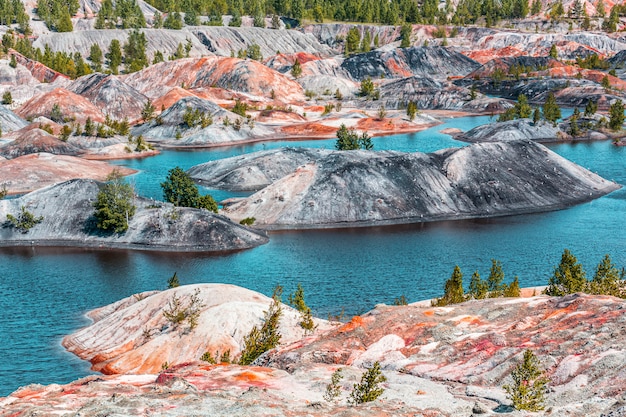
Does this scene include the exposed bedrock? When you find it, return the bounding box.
[188,147,332,191]
[217,141,620,229]
[456,119,561,143]
[341,46,481,81]
[0,179,268,251]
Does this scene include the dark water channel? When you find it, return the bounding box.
[0,114,624,396]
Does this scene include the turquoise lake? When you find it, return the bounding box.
[0,113,624,396]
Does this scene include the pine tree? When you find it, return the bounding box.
[141,99,155,121]
[487,259,505,297]
[89,43,103,72]
[549,44,558,59]
[469,270,488,299]
[533,107,541,124]
[123,29,148,73]
[107,39,122,75]
[290,58,302,78]
[167,272,180,288]
[609,100,624,131]
[345,27,360,55]
[348,362,386,405]
[503,276,521,297]
[93,171,136,233]
[239,285,283,365]
[542,92,561,125]
[588,254,624,297]
[400,23,411,48]
[2,91,12,105]
[546,249,587,296]
[504,350,549,411]
[434,265,465,306]
[516,94,532,118]
[407,101,418,121]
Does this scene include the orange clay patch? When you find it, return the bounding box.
[338,316,366,333]
[422,310,434,316]
[233,370,268,383]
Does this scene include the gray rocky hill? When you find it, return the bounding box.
[0,179,268,251]
[218,141,620,229]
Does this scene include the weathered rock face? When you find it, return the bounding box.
[375,76,511,111]
[456,119,561,143]
[465,56,559,79]
[341,46,481,81]
[302,23,401,50]
[189,148,332,191]
[0,179,268,250]
[68,73,148,122]
[123,57,305,102]
[0,104,28,133]
[190,26,334,58]
[16,87,106,123]
[0,153,133,194]
[63,283,332,374]
[31,29,209,63]
[220,141,620,228]
[3,291,626,416]
[0,128,82,158]
[131,96,274,146]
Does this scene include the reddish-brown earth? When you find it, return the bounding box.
[0,153,134,194]
[16,88,106,123]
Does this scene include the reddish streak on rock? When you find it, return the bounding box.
[422,310,434,316]
[337,316,366,333]
[472,338,498,356]
[384,58,412,78]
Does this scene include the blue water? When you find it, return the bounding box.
[0,113,623,397]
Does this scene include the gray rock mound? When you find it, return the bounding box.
[456,119,560,143]
[221,141,620,229]
[0,179,268,251]
[0,105,28,133]
[68,73,148,121]
[188,147,333,191]
[0,128,82,158]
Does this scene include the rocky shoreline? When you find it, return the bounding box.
[2,284,626,417]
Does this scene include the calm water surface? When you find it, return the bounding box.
[0,113,623,396]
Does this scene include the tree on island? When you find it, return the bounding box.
[542,92,561,125]
[161,166,218,212]
[609,100,624,131]
[93,170,136,233]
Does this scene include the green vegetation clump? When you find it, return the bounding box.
[239,217,256,226]
[5,206,43,233]
[161,167,218,212]
[504,349,550,411]
[288,283,317,334]
[162,288,204,330]
[239,285,283,365]
[167,272,180,288]
[323,368,344,403]
[348,361,386,405]
[609,100,624,131]
[335,124,373,150]
[93,171,136,233]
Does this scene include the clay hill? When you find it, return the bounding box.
[0,179,268,251]
[2,285,626,416]
[198,142,621,229]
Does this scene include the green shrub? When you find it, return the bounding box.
[239,285,283,365]
[504,350,549,411]
[162,288,204,330]
[323,368,344,403]
[6,206,43,233]
[433,265,465,306]
[239,217,256,226]
[349,361,386,405]
[93,172,136,233]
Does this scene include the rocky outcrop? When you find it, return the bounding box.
[456,119,561,143]
[190,26,334,58]
[341,46,481,81]
[16,88,106,123]
[0,104,28,133]
[0,128,82,158]
[68,73,148,121]
[3,291,626,416]
[123,57,305,103]
[63,283,331,374]
[302,23,401,50]
[0,153,133,194]
[0,179,268,250]
[31,29,209,64]
[131,96,274,146]
[375,76,512,111]
[220,141,620,229]
[189,148,332,191]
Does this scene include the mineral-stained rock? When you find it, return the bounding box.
[16,87,106,123]
[0,103,28,133]
[220,141,620,228]
[0,153,133,194]
[68,73,148,122]
[123,57,305,103]
[0,127,82,158]
[0,178,269,251]
[131,96,274,146]
[63,283,332,374]
[341,46,481,81]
